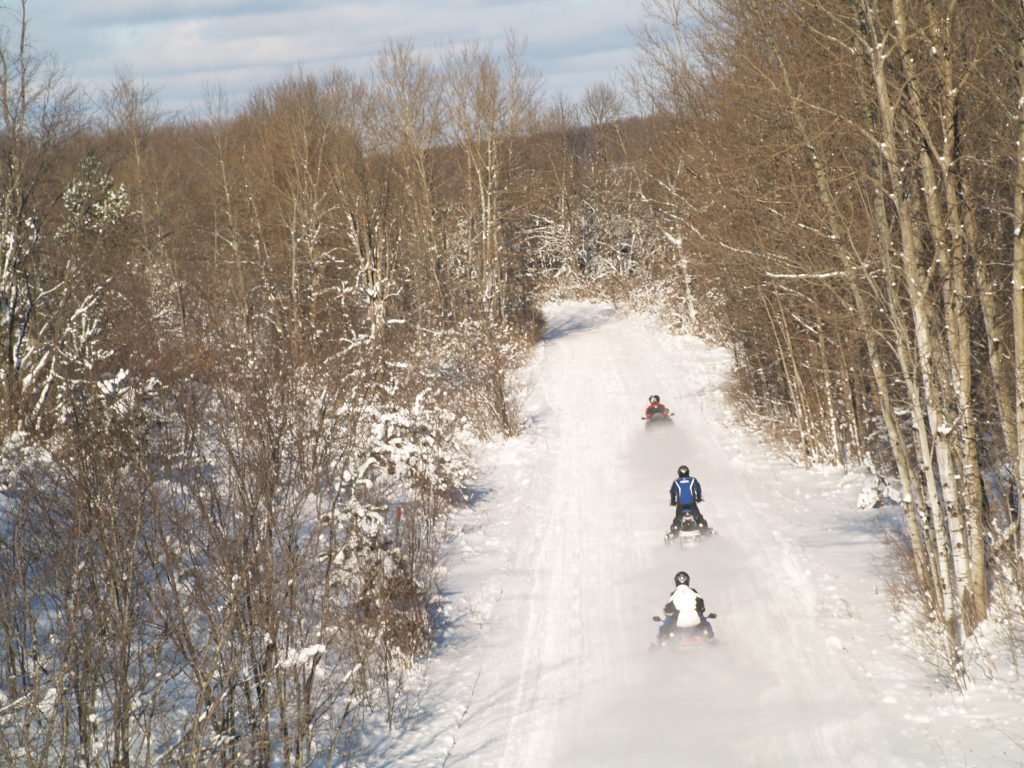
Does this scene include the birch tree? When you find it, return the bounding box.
[443,35,541,321]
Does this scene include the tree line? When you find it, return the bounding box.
[625,0,1024,683]
[0,11,565,767]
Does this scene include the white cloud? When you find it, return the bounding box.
[27,0,649,114]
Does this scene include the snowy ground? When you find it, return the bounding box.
[367,302,1024,768]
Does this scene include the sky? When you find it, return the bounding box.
[23,0,649,116]
[359,301,1024,767]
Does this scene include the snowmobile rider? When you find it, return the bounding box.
[660,570,714,639]
[645,394,670,420]
[670,465,708,530]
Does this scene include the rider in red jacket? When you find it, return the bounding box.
[644,394,670,420]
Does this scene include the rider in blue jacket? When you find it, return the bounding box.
[669,465,707,530]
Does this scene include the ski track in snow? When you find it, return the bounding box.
[370,302,1024,768]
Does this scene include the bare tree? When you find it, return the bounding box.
[0,0,84,435]
[443,34,542,321]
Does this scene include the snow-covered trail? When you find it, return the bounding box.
[372,302,1020,768]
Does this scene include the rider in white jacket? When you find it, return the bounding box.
[661,571,714,638]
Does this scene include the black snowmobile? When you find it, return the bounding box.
[644,411,673,428]
[664,510,714,546]
[651,613,717,650]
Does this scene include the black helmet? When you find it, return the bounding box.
[677,465,689,478]
[674,570,690,586]
[649,395,660,404]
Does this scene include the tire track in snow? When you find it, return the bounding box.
[495,306,641,767]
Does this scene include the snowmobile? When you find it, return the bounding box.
[643,409,674,428]
[664,510,713,546]
[642,395,673,427]
[651,613,717,650]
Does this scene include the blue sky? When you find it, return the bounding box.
[25,0,649,116]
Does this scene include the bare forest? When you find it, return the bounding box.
[1,0,1023,764]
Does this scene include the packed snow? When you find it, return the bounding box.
[366,302,1024,768]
